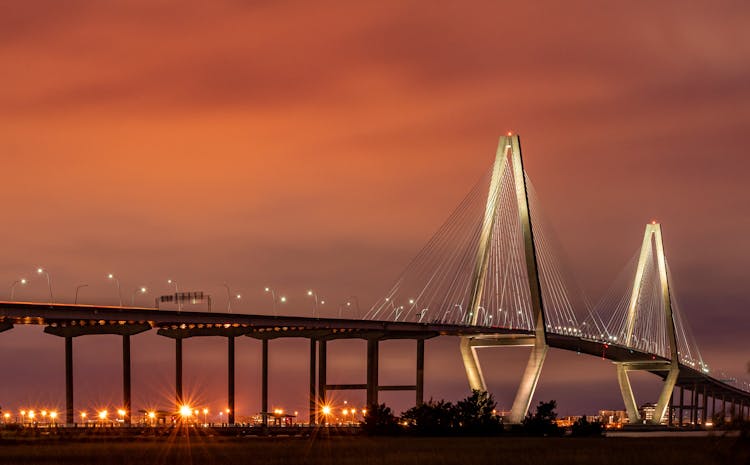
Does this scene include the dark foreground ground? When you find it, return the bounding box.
[0,433,747,465]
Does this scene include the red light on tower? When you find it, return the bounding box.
[507,131,512,136]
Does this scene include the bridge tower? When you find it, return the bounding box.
[459,134,548,424]
[615,222,680,425]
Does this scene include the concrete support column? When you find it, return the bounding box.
[691,385,697,426]
[668,392,673,427]
[366,338,379,407]
[227,335,235,425]
[309,338,316,425]
[416,339,424,406]
[701,385,707,426]
[122,335,131,426]
[678,386,684,427]
[65,336,74,426]
[318,340,327,423]
[261,338,269,427]
[175,338,183,406]
[711,393,716,422]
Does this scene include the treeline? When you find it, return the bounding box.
[362,390,602,437]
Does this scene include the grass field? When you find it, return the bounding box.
[0,433,747,465]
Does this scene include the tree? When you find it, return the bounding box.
[523,400,562,436]
[454,390,502,435]
[362,403,399,435]
[571,416,603,437]
[401,399,456,435]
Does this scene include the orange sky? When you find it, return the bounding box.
[1,1,749,416]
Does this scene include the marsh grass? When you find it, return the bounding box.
[0,434,746,465]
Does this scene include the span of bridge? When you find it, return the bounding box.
[1,300,747,427]
[1,133,748,428]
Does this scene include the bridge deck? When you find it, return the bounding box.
[1,301,747,401]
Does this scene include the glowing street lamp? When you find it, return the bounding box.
[107,273,122,306]
[264,287,278,316]
[98,410,107,420]
[49,411,57,425]
[117,409,126,422]
[9,278,27,300]
[179,405,193,419]
[36,267,53,302]
[307,289,320,317]
[131,287,147,306]
[80,412,87,424]
[321,405,331,424]
[168,279,181,311]
[202,408,208,425]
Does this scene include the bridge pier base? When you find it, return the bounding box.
[416,339,424,406]
[261,338,269,427]
[65,336,74,427]
[228,335,235,425]
[366,339,379,407]
[460,335,546,424]
[615,361,679,425]
[309,338,316,425]
[319,339,327,422]
[175,338,183,406]
[122,335,131,426]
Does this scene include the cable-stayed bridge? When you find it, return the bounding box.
[1,134,748,428]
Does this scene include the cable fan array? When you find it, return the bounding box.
[585,233,708,372]
[364,154,590,337]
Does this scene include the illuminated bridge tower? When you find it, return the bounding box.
[459,134,548,424]
[616,222,680,425]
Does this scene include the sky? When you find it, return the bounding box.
[0,0,749,418]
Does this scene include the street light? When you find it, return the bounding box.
[223,283,241,313]
[107,273,122,306]
[168,279,181,311]
[264,287,278,316]
[74,284,89,304]
[307,289,319,318]
[36,267,53,302]
[131,286,147,306]
[202,408,208,425]
[347,296,361,318]
[9,278,27,300]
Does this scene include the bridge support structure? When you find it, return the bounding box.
[459,134,549,424]
[312,335,428,425]
[616,222,680,425]
[44,322,150,426]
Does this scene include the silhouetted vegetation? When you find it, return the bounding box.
[570,416,603,437]
[362,403,399,436]
[522,400,563,436]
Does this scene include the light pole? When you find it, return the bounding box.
[9,278,27,300]
[131,286,147,306]
[264,287,277,316]
[223,283,239,313]
[107,273,122,306]
[307,289,319,318]
[168,279,181,311]
[347,296,361,318]
[36,268,53,302]
[74,284,89,304]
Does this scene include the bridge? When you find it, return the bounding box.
[1,134,748,428]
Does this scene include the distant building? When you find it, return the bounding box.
[639,403,657,422]
[598,409,627,428]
